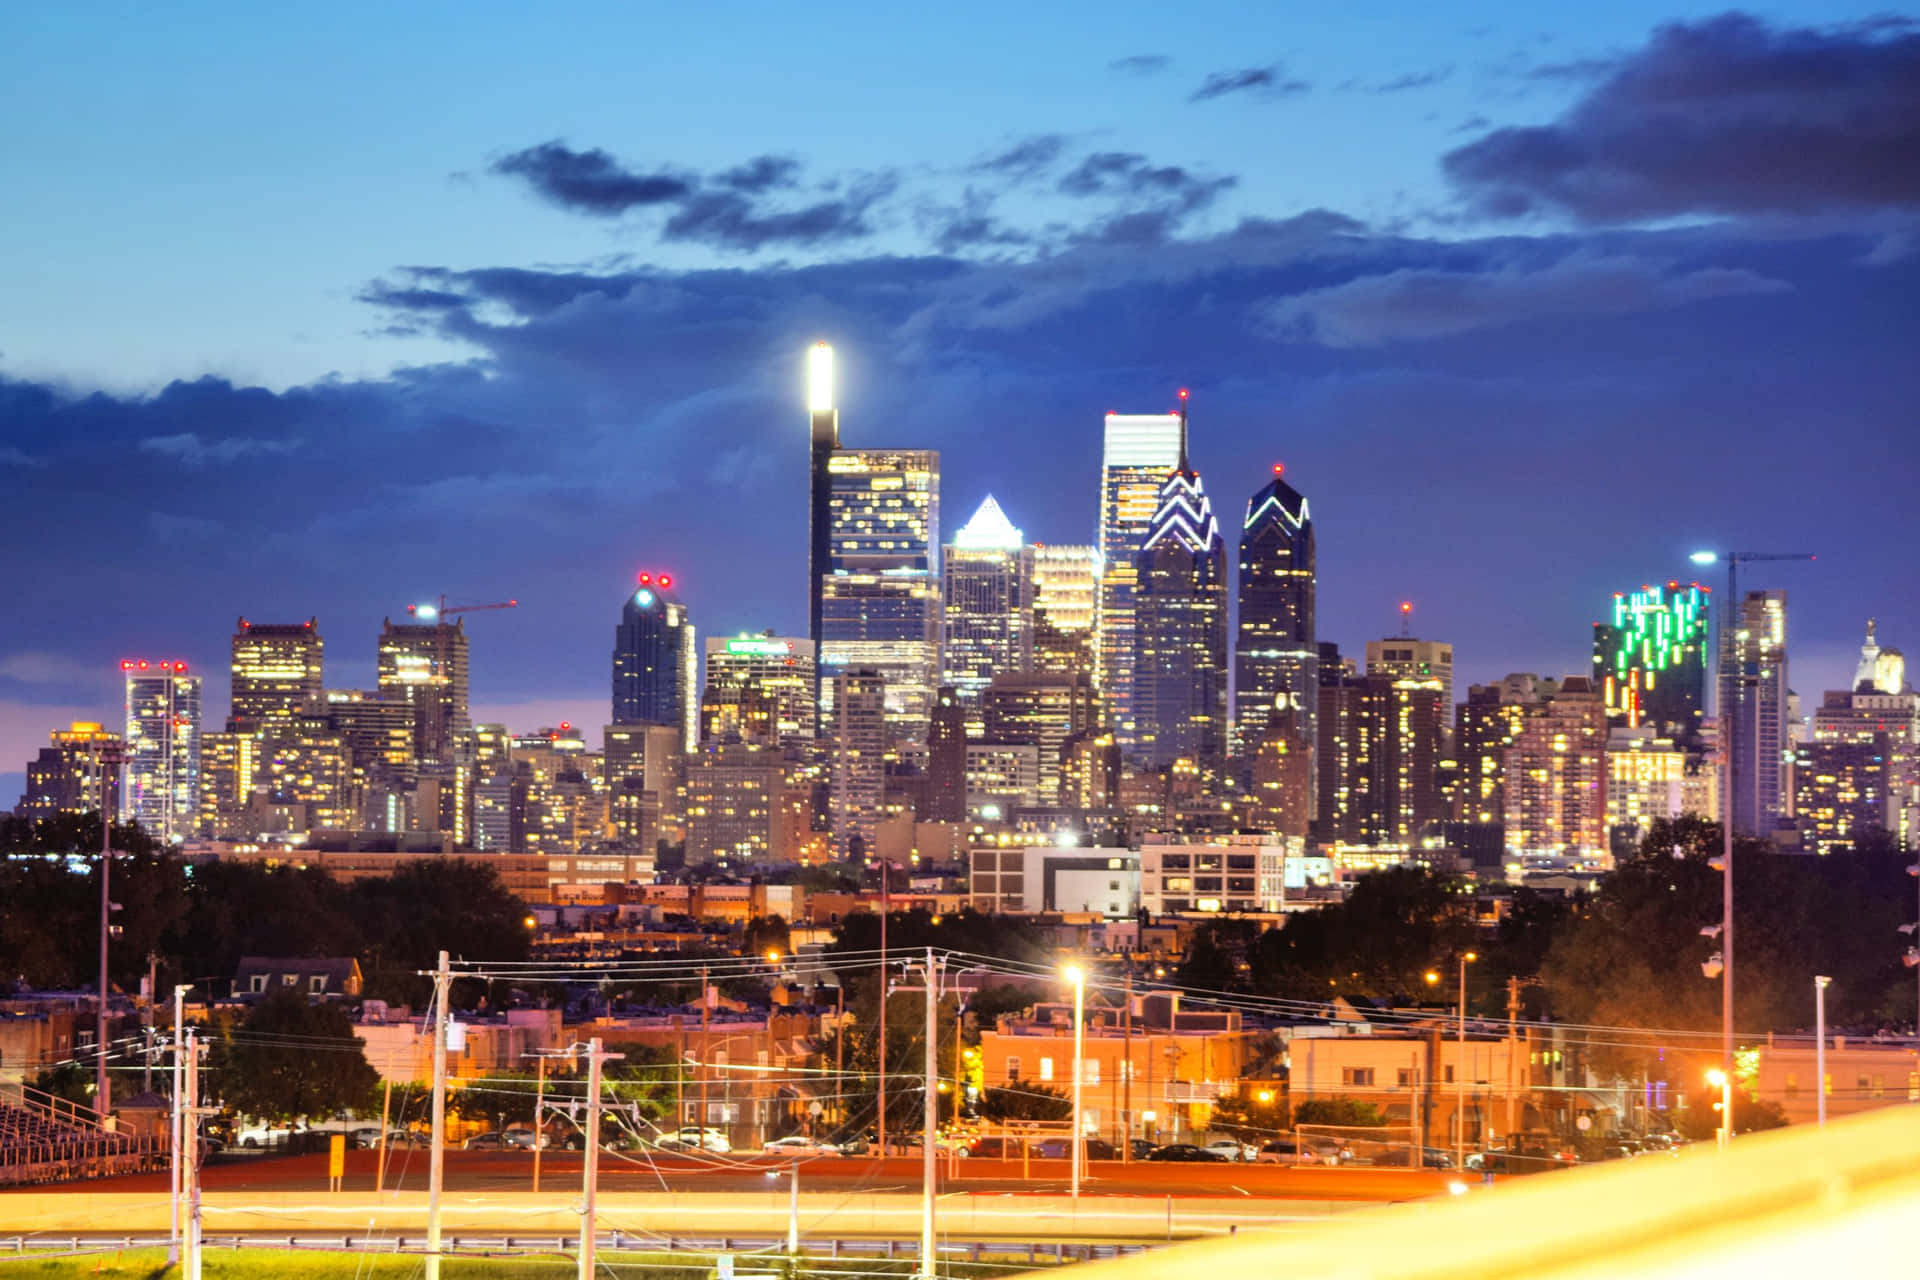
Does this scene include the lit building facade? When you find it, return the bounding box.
[1138,835,1303,915]
[604,722,683,851]
[1233,465,1316,775]
[924,685,968,823]
[1454,675,1558,826]
[612,574,697,753]
[968,845,1140,917]
[830,668,888,858]
[1503,678,1610,859]
[819,448,942,743]
[1316,663,1445,847]
[228,619,323,734]
[683,742,807,864]
[16,722,122,823]
[1793,737,1891,854]
[1034,544,1101,633]
[1096,410,1184,755]
[1721,590,1791,836]
[982,671,1100,806]
[196,730,258,838]
[941,495,1036,706]
[1366,636,1455,718]
[376,618,470,767]
[1806,621,1918,846]
[263,715,357,834]
[1592,582,1709,739]
[1605,726,1686,853]
[965,741,1042,819]
[123,660,201,843]
[1131,452,1228,774]
[704,634,816,746]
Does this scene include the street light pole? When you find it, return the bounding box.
[1456,951,1475,1171]
[1814,976,1832,1127]
[1064,964,1085,1200]
[95,742,121,1120]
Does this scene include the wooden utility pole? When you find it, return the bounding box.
[1506,977,1521,1141]
[699,964,710,1139]
[531,1054,547,1193]
[181,1029,204,1280]
[1121,968,1134,1161]
[425,950,451,1280]
[375,1078,393,1193]
[878,867,889,1156]
[578,1037,623,1280]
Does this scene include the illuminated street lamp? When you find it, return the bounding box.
[1455,952,1476,1169]
[1705,1067,1732,1152]
[1062,963,1086,1199]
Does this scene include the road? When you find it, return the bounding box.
[22,1149,1461,1201]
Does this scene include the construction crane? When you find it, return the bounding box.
[407,595,519,622]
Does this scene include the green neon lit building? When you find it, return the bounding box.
[1590,581,1710,740]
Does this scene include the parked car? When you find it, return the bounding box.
[1202,1138,1256,1162]
[898,1133,973,1157]
[502,1127,552,1151]
[348,1126,385,1149]
[966,1136,1029,1159]
[1128,1138,1157,1160]
[1144,1143,1229,1162]
[1033,1137,1116,1160]
[1255,1138,1319,1165]
[386,1129,430,1148]
[232,1121,296,1149]
[656,1126,732,1154]
[463,1132,507,1150]
[762,1135,843,1157]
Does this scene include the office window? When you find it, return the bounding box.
[1342,1067,1374,1087]
[1040,1057,1055,1081]
[1006,1056,1022,1081]
[1444,1066,1455,1083]
[1396,1068,1414,1087]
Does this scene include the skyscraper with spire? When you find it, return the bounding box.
[806,342,838,709]
[1234,463,1316,792]
[1131,399,1228,773]
[1096,405,1185,756]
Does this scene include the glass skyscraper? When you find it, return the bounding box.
[1592,581,1709,740]
[1096,410,1184,755]
[376,617,470,767]
[122,660,201,843]
[1234,464,1316,777]
[942,494,1035,707]
[612,574,697,752]
[1131,453,1228,773]
[228,618,323,733]
[1723,589,1791,835]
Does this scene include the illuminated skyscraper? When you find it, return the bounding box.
[612,572,697,753]
[819,448,942,741]
[228,619,323,733]
[1315,650,1444,847]
[16,722,122,823]
[1234,464,1316,774]
[1131,428,1228,774]
[942,495,1035,707]
[1365,634,1454,714]
[1096,408,1184,754]
[1032,544,1102,678]
[376,617,470,767]
[1722,589,1791,835]
[925,685,967,822]
[1454,675,1558,826]
[830,668,888,858]
[122,660,201,843]
[1591,582,1709,740]
[1503,678,1609,858]
[703,633,816,746]
[983,671,1099,806]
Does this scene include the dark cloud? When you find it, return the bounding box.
[1108,54,1170,76]
[662,174,896,252]
[1264,253,1791,346]
[1058,152,1236,215]
[717,155,801,193]
[969,135,1068,182]
[1374,67,1453,92]
[357,282,469,312]
[1189,65,1310,102]
[920,190,1032,254]
[137,432,303,468]
[489,141,693,215]
[1445,14,1920,220]
[1524,56,1621,80]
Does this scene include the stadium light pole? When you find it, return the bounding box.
[1063,963,1085,1200]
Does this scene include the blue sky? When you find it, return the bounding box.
[3,3,1916,796]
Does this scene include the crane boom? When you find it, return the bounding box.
[406,596,520,621]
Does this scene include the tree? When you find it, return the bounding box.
[209,988,378,1124]
[1293,1097,1387,1127]
[1251,866,1476,1002]
[29,1061,95,1110]
[1670,1092,1789,1141]
[1206,1085,1289,1141]
[979,1082,1071,1123]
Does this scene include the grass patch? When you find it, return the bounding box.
[0,1246,1069,1278]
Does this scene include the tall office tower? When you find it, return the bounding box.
[263,714,357,833]
[228,619,323,733]
[1246,702,1311,837]
[1033,544,1102,677]
[1592,582,1709,739]
[1366,635,1455,716]
[1454,675,1558,825]
[942,495,1036,708]
[1503,678,1610,858]
[612,572,698,753]
[683,742,804,863]
[1096,408,1185,753]
[509,725,605,857]
[195,731,257,837]
[806,342,839,709]
[1721,589,1791,835]
[1315,667,1444,846]
[122,660,201,843]
[1605,725,1686,856]
[924,685,968,822]
[1793,738,1892,854]
[830,668,888,858]
[321,690,418,829]
[1131,429,1229,774]
[704,634,817,746]
[982,671,1099,806]
[376,617,470,767]
[1809,621,1919,847]
[1234,464,1317,769]
[16,722,123,822]
[604,722,684,851]
[469,723,514,851]
[819,447,942,740]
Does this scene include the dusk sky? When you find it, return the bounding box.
[3,4,1916,799]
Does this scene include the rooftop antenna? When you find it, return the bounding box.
[1175,387,1190,470]
[1399,600,1414,639]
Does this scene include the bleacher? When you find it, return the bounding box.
[0,1084,163,1186]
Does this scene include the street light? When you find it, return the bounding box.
[1689,548,1814,1107]
[765,1163,800,1259]
[1456,952,1476,1170]
[1814,976,1832,1127]
[1062,963,1085,1200]
[1705,1067,1732,1152]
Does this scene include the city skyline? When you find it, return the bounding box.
[4,8,1917,798]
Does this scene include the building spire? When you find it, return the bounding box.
[1854,617,1882,692]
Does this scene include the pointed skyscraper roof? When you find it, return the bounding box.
[1143,389,1219,554]
[953,494,1024,550]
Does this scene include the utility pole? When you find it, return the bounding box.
[168,984,186,1266]
[1122,968,1133,1162]
[877,866,889,1156]
[579,1037,623,1280]
[532,1053,548,1193]
[376,1077,393,1193]
[94,745,120,1121]
[699,963,710,1139]
[833,987,844,1135]
[921,949,939,1280]
[1506,977,1520,1141]
[426,950,451,1280]
[181,1028,204,1280]
[1814,976,1832,1127]
[142,953,159,1094]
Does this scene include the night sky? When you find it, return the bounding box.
[4,5,1916,800]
